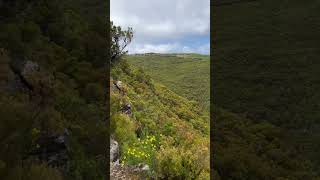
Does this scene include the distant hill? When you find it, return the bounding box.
[126,53,210,111]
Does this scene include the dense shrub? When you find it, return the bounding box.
[0,0,108,179]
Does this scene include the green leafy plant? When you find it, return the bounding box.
[121,135,161,168]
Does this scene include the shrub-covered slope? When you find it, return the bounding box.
[213,0,320,128]
[110,60,210,179]
[213,0,320,174]
[125,51,319,179]
[213,106,319,180]
[0,1,107,179]
[127,54,210,110]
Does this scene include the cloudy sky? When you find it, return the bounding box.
[111,0,210,54]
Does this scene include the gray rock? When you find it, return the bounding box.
[130,163,150,173]
[115,80,122,87]
[121,103,132,116]
[114,80,124,94]
[21,60,40,76]
[9,60,40,92]
[140,164,150,171]
[110,138,119,162]
[28,129,70,167]
[111,83,118,92]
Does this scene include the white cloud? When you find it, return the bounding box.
[128,42,210,55]
[129,43,180,54]
[111,0,210,54]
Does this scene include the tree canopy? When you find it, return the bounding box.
[110,21,133,65]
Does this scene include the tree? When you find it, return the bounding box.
[110,21,133,65]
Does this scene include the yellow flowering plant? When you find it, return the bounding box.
[121,134,161,168]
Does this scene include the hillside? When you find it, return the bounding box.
[0,1,108,179]
[212,106,320,180]
[213,0,320,128]
[125,54,319,179]
[127,53,210,111]
[110,60,210,179]
[213,0,320,176]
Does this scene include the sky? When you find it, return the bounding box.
[111,0,210,55]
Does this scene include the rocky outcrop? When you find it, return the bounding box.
[115,80,123,91]
[6,59,54,98]
[110,161,150,180]
[128,163,150,173]
[0,52,45,94]
[112,80,127,96]
[110,79,151,179]
[29,129,69,167]
[110,138,119,162]
[110,78,132,116]
[110,138,150,179]
[121,103,132,116]
[21,60,40,77]
[110,138,128,179]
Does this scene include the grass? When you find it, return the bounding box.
[126,54,210,111]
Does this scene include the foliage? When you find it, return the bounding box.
[0,0,107,179]
[121,135,160,168]
[126,46,319,179]
[110,60,210,179]
[6,163,63,180]
[212,107,319,179]
[127,54,210,110]
[110,21,133,65]
[212,0,320,175]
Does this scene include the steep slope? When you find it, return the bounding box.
[110,60,210,179]
[0,1,107,179]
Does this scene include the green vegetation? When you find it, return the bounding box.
[0,0,107,179]
[213,0,320,129]
[110,60,210,179]
[121,135,159,167]
[212,106,318,180]
[212,0,320,178]
[110,21,133,65]
[126,50,319,179]
[127,54,210,110]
